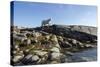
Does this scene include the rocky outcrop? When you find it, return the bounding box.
[41,25,97,43]
[11,24,97,65]
[52,25,97,36]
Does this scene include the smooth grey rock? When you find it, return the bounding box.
[72,39,77,44]
[34,50,48,56]
[50,25,97,42]
[13,55,24,63]
[65,51,73,56]
[85,44,95,48]
[32,55,39,61]
[50,47,60,53]
[27,39,31,45]
[51,52,61,60]
[21,54,40,64]
[25,54,33,59]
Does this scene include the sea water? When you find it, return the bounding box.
[65,48,97,62]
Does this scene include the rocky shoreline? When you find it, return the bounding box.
[11,25,97,66]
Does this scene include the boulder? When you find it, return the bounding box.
[65,51,73,56]
[34,50,48,57]
[27,39,31,45]
[14,45,20,51]
[50,47,60,53]
[14,45,19,49]
[72,39,77,44]
[32,55,39,61]
[19,51,23,54]
[13,55,24,63]
[21,54,40,64]
[85,44,95,48]
[24,54,32,59]
[50,35,58,43]
[51,52,61,60]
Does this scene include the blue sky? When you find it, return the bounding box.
[13,1,97,27]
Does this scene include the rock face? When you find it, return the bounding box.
[52,25,97,36]
[11,25,97,65]
[42,25,97,43]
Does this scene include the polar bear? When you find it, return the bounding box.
[41,18,51,27]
